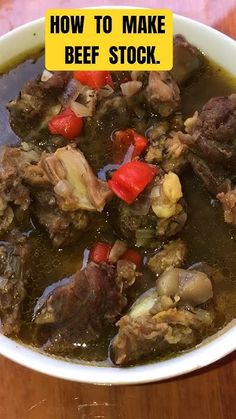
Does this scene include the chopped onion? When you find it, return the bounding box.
[120,80,142,97]
[123,144,135,164]
[41,69,53,82]
[81,248,90,270]
[130,185,153,215]
[97,164,120,181]
[58,78,80,107]
[130,197,151,216]
[108,240,127,263]
[71,100,93,117]
[151,186,161,199]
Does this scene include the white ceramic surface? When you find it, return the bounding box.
[0,9,235,384]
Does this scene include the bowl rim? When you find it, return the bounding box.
[0,321,235,385]
[0,9,235,384]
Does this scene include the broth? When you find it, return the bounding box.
[0,50,236,365]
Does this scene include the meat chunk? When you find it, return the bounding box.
[116,259,140,288]
[145,131,187,173]
[24,174,89,247]
[22,146,112,246]
[171,35,203,85]
[146,71,180,116]
[117,202,152,245]
[180,95,236,171]
[0,234,29,335]
[217,189,236,224]
[94,87,148,130]
[0,146,90,247]
[116,172,187,247]
[95,94,126,118]
[148,239,187,275]
[155,210,187,239]
[111,298,213,366]
[34,201,89,247]
[147,120,169,142]
[110,264,213,365]
[39,146,112,212]
[187,152,231,196]
[34,261,139,353]
[179,95,236,222]
[111,314,169,365]
[111,308,213,365]
[120,80,142,97]
[7,72,71,141]
[0,146,40,232]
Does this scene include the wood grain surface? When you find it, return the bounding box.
[0,1,236,418]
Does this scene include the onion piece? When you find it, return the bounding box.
[120,80,142,97]
[130,198,151,216]
[41,69,53,82]
[130,196,151,216]
[150,186,161,199]
[97,163,120,181]
[130,185,153,215]
[108,240,128,263]
[71,100,93,117]
[81,248,90,270]
[123,144,135,164]
[58,78,81,108]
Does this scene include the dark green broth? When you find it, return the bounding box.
[0,50,236,365]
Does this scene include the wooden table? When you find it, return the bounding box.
[0,1,236,418]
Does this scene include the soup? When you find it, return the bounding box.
[0,35,236,366]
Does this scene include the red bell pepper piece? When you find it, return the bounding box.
[73,71,113,90]
[48,108,83,140]
[112,129,134,164]
[112,129,148,164]
[90,241,142,270]
[132,132,148,159]
[108,161,158,204]
[121,249,142,270]
[90,242,112,263]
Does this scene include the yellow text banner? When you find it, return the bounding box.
[45,9,173,71]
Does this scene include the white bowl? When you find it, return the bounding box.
[0,9,235,384]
